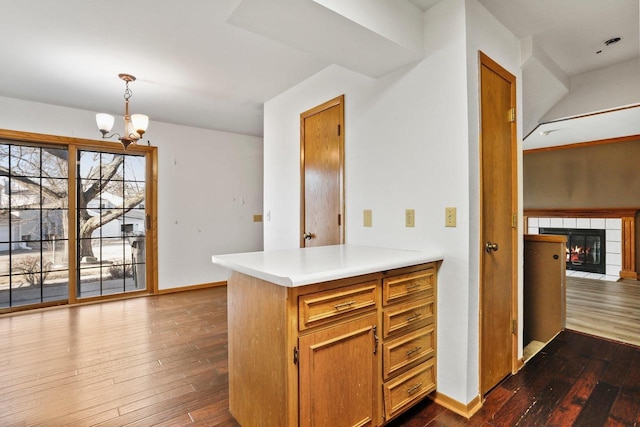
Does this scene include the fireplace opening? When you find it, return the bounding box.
[539,228,606,274]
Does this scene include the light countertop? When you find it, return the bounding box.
[212,244,443,287]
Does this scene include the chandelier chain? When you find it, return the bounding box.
[124,82,133,102]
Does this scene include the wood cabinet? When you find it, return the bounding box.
[226,262,439,427]
[299,312,378,426]
[381,265,437,421]
[524,234,566,346]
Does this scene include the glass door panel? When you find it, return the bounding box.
[0,143,69,308]
[77,150,146,298]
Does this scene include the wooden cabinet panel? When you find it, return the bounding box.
[524,235,566,345]
[227,261,439,426]
[381,266,438,423]
[299,312,378,427]
[383,326,435,380]
[383,359,436,420]
[383,269,434,306]
[299,280,378,331]
[382,297,434,339]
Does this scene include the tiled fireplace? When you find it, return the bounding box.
[527,217,622,281]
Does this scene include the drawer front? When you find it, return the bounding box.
[382,297,434,339]
[383,359,436,420]
[383,326,435,380]
[298,281,378,331]
[383,268,435,306]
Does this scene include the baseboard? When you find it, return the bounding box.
[158,281,227,294]
[432,391,483,419]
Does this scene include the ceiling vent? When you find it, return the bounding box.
[596,36,622,54]
[604,37,622,46]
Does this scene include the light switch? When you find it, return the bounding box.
[363,209,372,227]
[405,209,415,227]
[445,207,456,227]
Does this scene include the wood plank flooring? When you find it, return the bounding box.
[1,284,639,426]
[0,287,239,427]
[565,276,640,347]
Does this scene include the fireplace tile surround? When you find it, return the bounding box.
[528,217,621,281]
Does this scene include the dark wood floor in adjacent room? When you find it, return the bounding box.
[1,287,640,426]
[390,330,640,426]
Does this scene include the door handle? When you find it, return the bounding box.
[485,241,499,253]
[303,232,313,241]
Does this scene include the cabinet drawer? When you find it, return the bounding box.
[382,298,434,339]
[299,281,378,331]
[383,359,436,420]
[383,326,435,380]
[383,268,434,306]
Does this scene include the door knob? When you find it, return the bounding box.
[485,241,499,253]
[303,232,313,240]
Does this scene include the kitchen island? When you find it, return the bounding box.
[213,245,443,427]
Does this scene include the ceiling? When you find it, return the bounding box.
[475,0,640,150]
[0,0,638,140]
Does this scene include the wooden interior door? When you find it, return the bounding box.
[298,313,377,427]
[300,95,344,247]
[479,52,518,395]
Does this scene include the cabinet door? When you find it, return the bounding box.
[299,312,378,427]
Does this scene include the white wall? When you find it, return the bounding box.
[0,96,263,290]
[542,58,640,121]
[263,0,521,406]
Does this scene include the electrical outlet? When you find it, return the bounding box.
[445,207,456,227]
[405,209,415,227]
[363,209,372,227]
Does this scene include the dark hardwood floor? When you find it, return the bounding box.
[1,287,639,426]
[390,330,640,426]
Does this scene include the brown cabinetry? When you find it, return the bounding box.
[227,262,439,426]
[381,265,437,421]
[524,234,566,347]
[299,312,378,426]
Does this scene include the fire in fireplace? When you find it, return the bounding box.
[539,228,606,274]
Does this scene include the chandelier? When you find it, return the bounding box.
[95,73,149,149]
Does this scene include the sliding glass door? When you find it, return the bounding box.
[0,132,156,312]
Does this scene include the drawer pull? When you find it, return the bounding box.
[334,300,357,310]
[406,313,421,322]
[405,283,422,291]
[407,382,423,395]
[406,346,422,357]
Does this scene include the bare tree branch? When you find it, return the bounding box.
[79,193,145,236]
[0,166,64,200]
[82,156,125,203]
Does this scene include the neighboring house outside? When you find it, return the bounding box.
[85,192,145,239]
[0,212,24,251]
[0,178,143,251]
